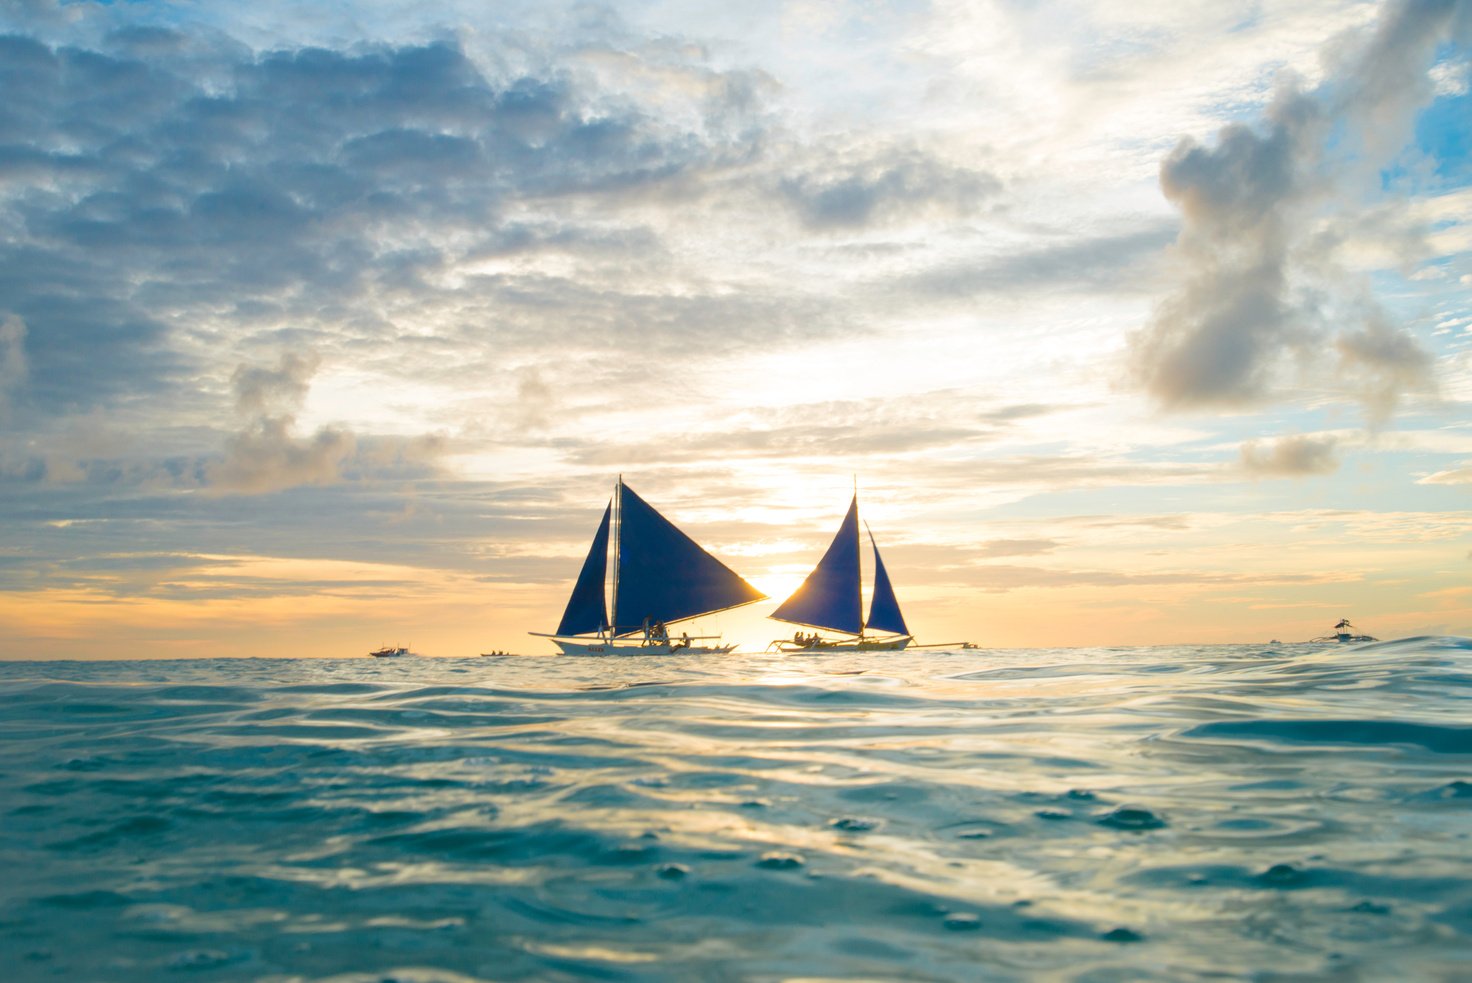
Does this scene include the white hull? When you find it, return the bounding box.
[774,636,912,654]
[550,637,739,656]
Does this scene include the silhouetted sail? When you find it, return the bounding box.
[864,527,908,636]
[770,496,863,634]
[613,483,765,633]
[555,503,611,636]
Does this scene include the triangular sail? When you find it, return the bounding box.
[864,525,909,636]
[770,496,863,635]
[613,483,765,633]
[555,502,611,636]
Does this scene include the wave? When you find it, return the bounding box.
[1,639,1469,980]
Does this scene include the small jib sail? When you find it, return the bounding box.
[544,479,765,647]
[555,503,611,636]
[864,523,909,637]
[771,494,911,643]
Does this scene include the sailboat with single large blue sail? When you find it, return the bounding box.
[530,478,766,655]
[768,494,914,653]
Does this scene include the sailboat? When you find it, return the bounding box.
[768,494,914,653]
[529,478,766,655]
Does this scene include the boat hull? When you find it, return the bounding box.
[775,636,912,654]
[550,637,739,656]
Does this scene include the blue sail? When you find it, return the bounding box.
[864,526,909,636]
[613,483,765,633]
[555,502,611,636]
[770,496,863,635]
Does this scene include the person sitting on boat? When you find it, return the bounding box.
[651,621,669,643]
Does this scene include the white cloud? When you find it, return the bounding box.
[1127,0,1466,421]
[1240,434,1340,477]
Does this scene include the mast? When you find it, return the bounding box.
[854,480,863,639]
[610,475,622,634]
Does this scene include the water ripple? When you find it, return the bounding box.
[1,640,1469,981]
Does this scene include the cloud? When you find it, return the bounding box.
[206,352,350,495]
[0,28,794,429]
[210,418,357,495]
[231,351,319,417]
[1128,0,1468,418]
[504,366,555,432]
[976,538,1061,558]
[1418,461,1472,485]
[206,351,444,495]
[547,391,1061,466]
[942,562,1352,594]
[1240,434,1341,477]
[1334,313,1436,425]
[0,313,25,417]
[903,224,1176,300]
[778,144,1001,230]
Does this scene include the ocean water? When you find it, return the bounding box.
[2,639,1470,982]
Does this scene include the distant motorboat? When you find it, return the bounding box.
[1308,619,1378,644]
[369,644,411,658]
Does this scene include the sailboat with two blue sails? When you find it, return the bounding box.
[769,494,913,653]
[531,478,766,655]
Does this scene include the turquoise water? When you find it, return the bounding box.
[2,639,1469,981]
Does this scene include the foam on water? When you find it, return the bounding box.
[2,640,1470,981]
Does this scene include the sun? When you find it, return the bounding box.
[752,572,806,604]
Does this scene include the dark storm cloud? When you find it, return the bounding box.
[1128,0,1469,417]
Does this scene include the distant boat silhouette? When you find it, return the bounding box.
[1308,619,1378,644]
[369,644,410,658]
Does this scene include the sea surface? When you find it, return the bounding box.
[2,639,1470,982]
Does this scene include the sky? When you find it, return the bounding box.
[0,0,1469,659]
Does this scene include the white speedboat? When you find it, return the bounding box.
[369,644,410,658]
[529,477,765,655]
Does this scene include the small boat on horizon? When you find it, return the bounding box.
[529,477,767,655]
[1309,618,1378,644]
[767,493,917,653]
[369,644,411,658]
